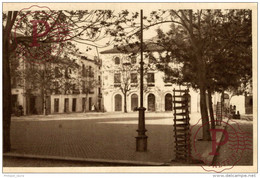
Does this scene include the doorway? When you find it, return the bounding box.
[165,93,172,111]
[72,98,77,112]
[89,97,92,111]
[114,94,122,111]
[148,94,156,111]
[131,94,138,111]
[64,98,69,113]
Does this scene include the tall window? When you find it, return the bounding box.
[98,75,101,84]
[82,64,86,77]
[54,98,59,113]
[82,81,86,93]
[147,73,155,83]
[131,73,138,83]
[114,57,120,65]
[88,66,94,78]
[114,73,121,84]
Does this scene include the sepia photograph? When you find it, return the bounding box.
[2,2,257,174]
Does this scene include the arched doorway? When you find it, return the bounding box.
[131,94,138,111]
[148,94,156,111]
[114,94,122,111]
[183,93,191,113]
[165,93,172,111]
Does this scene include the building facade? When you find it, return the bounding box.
[100,50,203,113]
[11,55,103,116]
[100,46,251,115]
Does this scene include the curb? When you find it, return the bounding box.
[211,118,230,166]
[3,153,167,166]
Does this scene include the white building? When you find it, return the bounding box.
[100,47,202,113]
[100,45,252,115]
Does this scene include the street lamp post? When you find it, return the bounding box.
[136,9,147,152]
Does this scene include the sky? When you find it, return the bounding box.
[74,10,171,57]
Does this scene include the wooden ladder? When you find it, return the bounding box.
[173,88,191,162]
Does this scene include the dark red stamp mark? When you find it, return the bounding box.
[13,5,72,64]
[190,115,253,173]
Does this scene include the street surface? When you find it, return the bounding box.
[213,119,253,166]
[4,112,253,167]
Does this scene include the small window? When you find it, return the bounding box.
[115,57,120,65]
[114,73,121,83]
[131,57,137,64]
[147,73,155,83]
[131,73,138,83]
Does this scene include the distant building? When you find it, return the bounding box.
[100,44,251,115]
[100,45,202,113]
[11,55,103,116]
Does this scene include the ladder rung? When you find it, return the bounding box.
[175,140,188,143]
[175,150,189,154]
[174,106,188,109]
[175,148,189,152]
[173,89,187,92]
[173,101,187,104]
[175,118,188,121]
[174,134,186,137]
[174,124,189,127]
[176,144,189,147]
[173,129,189,133]
[175,113,187,116]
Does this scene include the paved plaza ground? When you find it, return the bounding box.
[4,112,253,167]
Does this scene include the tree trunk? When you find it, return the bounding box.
[43,95,47,115]
[84,93,88,112]
[196,51,211,141]
[124,92,127,113]
[200,86,211,141]
[3,31,11,153]
[208,89,215,129]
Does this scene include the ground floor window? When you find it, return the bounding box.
[64,98,69,113]
[114,94,122,111]
[54,98,59,113]
[245,96,253,114]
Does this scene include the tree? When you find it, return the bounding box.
[144,9,252,140]
[79,57,101,112]
[10,54,79,115]
[3,8,130,152]
[3,11,18,152]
